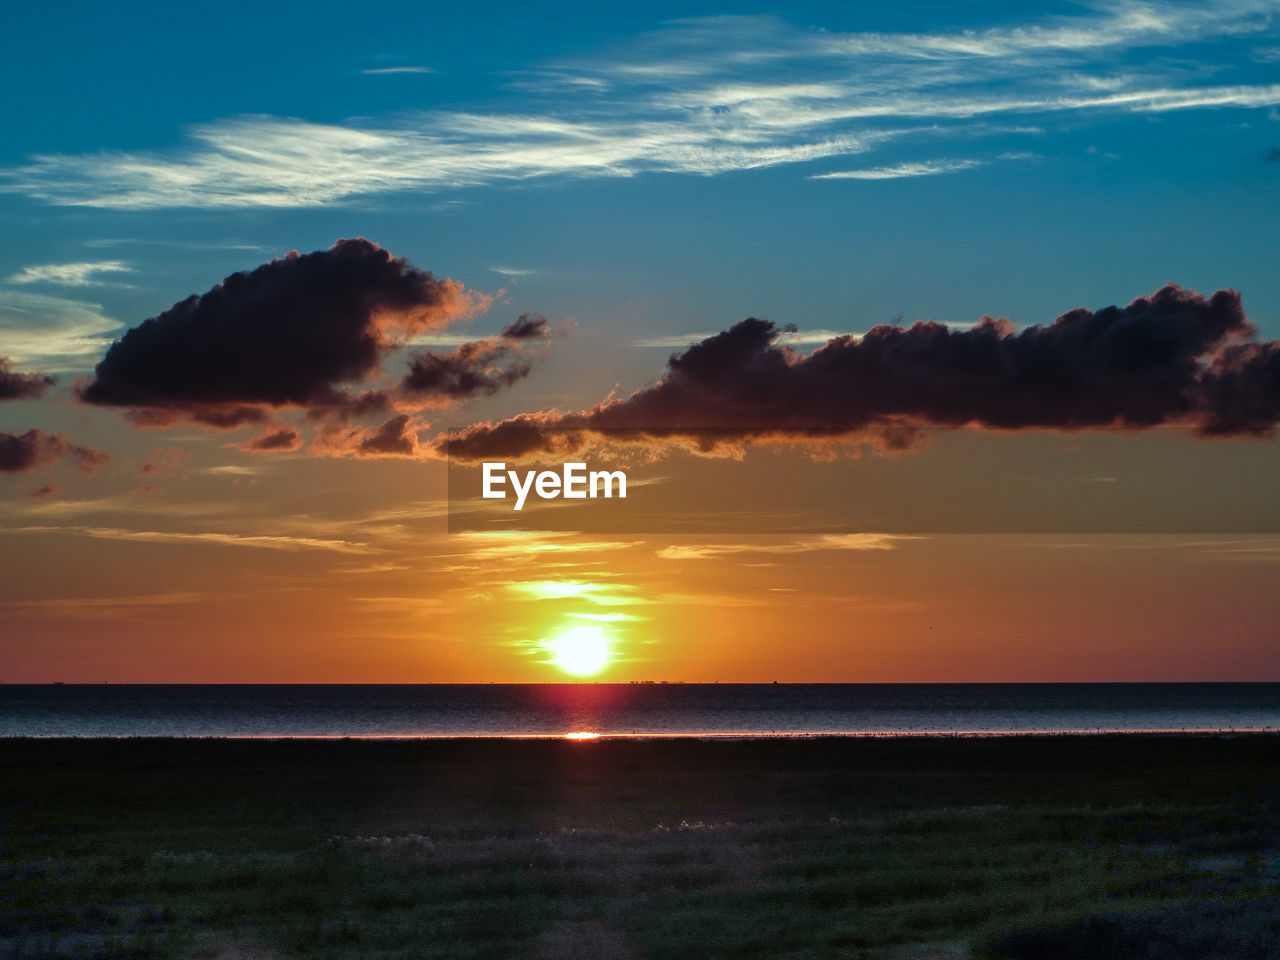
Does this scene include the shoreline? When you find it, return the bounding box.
[4,727,1280,740]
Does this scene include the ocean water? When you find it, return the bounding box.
[1,683,1278,738]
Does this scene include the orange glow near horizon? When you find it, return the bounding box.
[5,455,1280,682]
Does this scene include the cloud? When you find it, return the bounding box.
[361,66,434,75]
[0,429,110,474]
[401,315,553,404]
[2,116,883,209]
[5,4,1279,208]
[0,292,121,372]
[5,525,378,553]
[440,284,1280,460]
[500,313,553,340]
[0,495,232,519]
[235,426,302,452]
[79,238,498,431]
[655,533,918,559]
[633,327,861,347]
[503,579,649,605]
[353,414,420,457]
[0,592,207,620]
[200,465,265,477]
[313,414,426,459]
[574,4,1275,79]
[565,611,649,622]
[22,483,61,499]
[811,158,986,180]
[1196,338,1280,435]
[8,261,133,286]
[448,530,639,560]
[0,358,54,400]
[401,339,531,402]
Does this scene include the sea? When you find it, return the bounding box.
[1,683,1278,738]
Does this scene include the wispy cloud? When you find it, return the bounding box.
[557,4,1277,84]
[0,495,234,519]
[634,327,861,347]
[810,3,1272,60]
[1028,536,1280,560]
[361,66,434,75]
[5,2,1275,209]
[453,531,639,560]
[632,322,991,347]
[503,578,649,604]
[3,116,881,209]
[0,592,208,620]
[335,561,412,575]
[4,524,379,553]
[83,237,267,251]
[812,158,986,180]
[565,611,649,622]
[656,533,920,560]
[8,260,134,286]
[199,465,267,477]
[0,292,122,370]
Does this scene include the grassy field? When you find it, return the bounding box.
[2,735,1279,959]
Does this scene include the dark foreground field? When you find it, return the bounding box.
[2,736,1280,960]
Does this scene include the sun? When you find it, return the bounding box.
[546,626,611,676]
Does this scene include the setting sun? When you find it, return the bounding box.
[546,626,611,676]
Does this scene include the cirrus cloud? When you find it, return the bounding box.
[5,5,1280,209]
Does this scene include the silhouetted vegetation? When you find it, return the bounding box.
[2,736,1278,959]
[987,897,1280,960]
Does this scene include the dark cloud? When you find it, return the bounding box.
[81,238,485,422]
[0,358,55,401]
[314,414,423,459]
[500,312,553,340]
[441,284,1280,461]
[400,311,556,405]
[358,414,419,456]
[237,426,302,452]
[304,389,391,423]
[1197,340,1280,436]
[189,406,273,429]
[115,404,272,431]
[22,483,62,499]
[77,241,567,456]
[0,429,110,474]
[439,413,592,461]
[402,341,532,403]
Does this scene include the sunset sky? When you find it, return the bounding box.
[2,0,1279,682]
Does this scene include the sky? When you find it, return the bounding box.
[1,0,1279,682]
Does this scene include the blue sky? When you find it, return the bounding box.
[3,0,1278,388]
